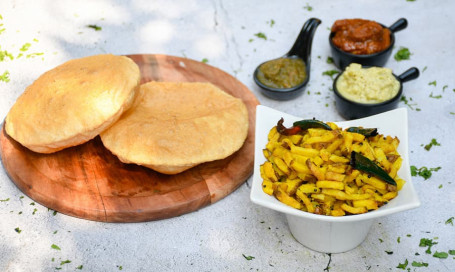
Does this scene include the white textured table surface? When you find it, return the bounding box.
[1,1,454,271]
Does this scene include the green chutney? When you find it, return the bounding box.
[257,57,307,89]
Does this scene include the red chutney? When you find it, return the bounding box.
[331,19,391,55]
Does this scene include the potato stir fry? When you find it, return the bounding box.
[260,118,405,216]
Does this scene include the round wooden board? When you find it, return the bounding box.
[0,54,260,222]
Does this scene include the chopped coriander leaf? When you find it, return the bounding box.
[397,237,401,243]
[410,166,441,180]
[422,66,427,72]
[32,208,37,215]
[394,47,411,61]
[451,112,455,115]
[0,50,14,61]
[15,227,22,233]
[242,254,255,260]
[51,244,61,250]
[326,57,334,64]
[428,80,437,86]
[87,24,102,31]
[30,202,35,205]
[201,58,208,63]
[53,230,58,234]
[397,259,408,270]
[322,70,339,79]
[433,251,448,259]
[60,260,71,265]
[449,250,455,255]
[0,70,10,82]
[76,265,83,270]
[385,250,393,255]
[117,265,123,270]
[268,19,275,27]
[248,38,254,42]
[424,138,440,151]
[407,0,416,2]
[445,217,454,226]
[411,261,428,267]
[443,85,448,91]
[55,267,62,270]
[53,210,57,216]
[254,32,267,40]
[407,234,412,237]
[26,52,44,58]
[0,197,10,202]
[439,184,443,189]
[303,3,313,11]
[429,92,442,99]
[419,238,437,254]
[19,43,31,52]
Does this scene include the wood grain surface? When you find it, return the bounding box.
[0,54,260,222]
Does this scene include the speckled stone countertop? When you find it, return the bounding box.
[0,1,454,271]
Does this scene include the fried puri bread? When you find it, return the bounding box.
[100,82,249,174]
[5,54,140,153]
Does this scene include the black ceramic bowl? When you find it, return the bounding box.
[333,66,419,120]
[253,57,310,100]
[329,18,407,70]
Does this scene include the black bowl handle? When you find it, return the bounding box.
[388,18,408,33]
[397,67,419,83]
[286,18,322,64]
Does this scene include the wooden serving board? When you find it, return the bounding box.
[0,54,260,222]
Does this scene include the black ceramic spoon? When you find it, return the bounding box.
[253,18,321,100]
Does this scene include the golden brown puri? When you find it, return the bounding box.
[5,54,140,153]
[100,82,249,174]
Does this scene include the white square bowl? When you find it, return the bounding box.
[250,105,420,253]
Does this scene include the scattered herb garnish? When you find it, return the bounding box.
[385,250,393,255]
[429,92,442,99]
[394,47,411,61]
[397,237,401,243]
[19,43,31,52]
[422,66,427,73]
[201,58,208,63]
[433,251,448,259]
[53,230,58,234]
[443,85,448,92]
[117,265,123,270]
[254,32,267,40]
[411,166,441,180]
[268,19,275,27]
[242,254,255,260]
[303,3,313,11]
[424,138,440,151]
[0,70,10,82]
[326,57,334,64]
[428,80,437,86]
[411,261,428,267]
[445,217,454,226]
[0,197,10,202]
[87,24,102,31]
[32,208,37,215]
[60,260,71,265]
[397,259,408,270]
[449,250,455,255]
[51,244,61,250]
[438,184,443,189]
[419,238,437,254]
[322,70,339,79]
[15,227,22,233]
[0,50,14,61]
[400,95,420,111]
[77,265,83,270]
[30,202,35,205]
